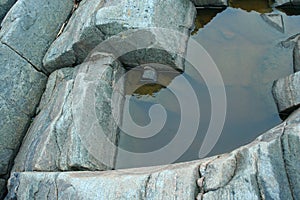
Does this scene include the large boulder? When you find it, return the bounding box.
[6,108,300,199]
[13,53,124,172]
[0,43,47,198]
[6,161,200,200]
[0,0,16,22]
[0,0,74,71]
[272,71,300,119]
[43,0,196,73]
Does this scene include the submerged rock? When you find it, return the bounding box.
[13,53,124,172]
[0,0,74,71]
[0,0,16,22]
[272,71,300,119]
[43,0,196,73]
[261,13,284,33]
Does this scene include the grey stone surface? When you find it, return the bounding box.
[13,53,124,172]
[261,13,284,33]
[0,0,74,71]
[6,161,200,200]
[280,33,300,49]
[294,39,300,72]
[0,43,46,193]
[0,0,16,22]
[191,0,228,7]
[272,71,300,119]
[42,0,105,73]
[43,0,195,73]
[0,44,47,116]
[197,109,300,200]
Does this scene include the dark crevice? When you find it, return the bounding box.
[0,42,47,76]
[254,153,264,200]
[143,174,151,199]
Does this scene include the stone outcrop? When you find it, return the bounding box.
[13,53,124,172]
[273,0,300,6]
[272,71,300,119]
[5,108,300,199]
[0,0,74,71]
[6,161,200,200]
[0,0,16,22]
[0,0,75,196]
[43,0,196,73]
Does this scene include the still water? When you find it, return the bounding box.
[116,3,300,169]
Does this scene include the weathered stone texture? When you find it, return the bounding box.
[0,0,74,70]
[43,0,196,73]
[6,161,200,200]
[13,53,124,172]
[191,0,228,7]
[272,71,300,119]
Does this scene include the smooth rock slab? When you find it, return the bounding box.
[13,53,124,172]
[43,0,196,73]
[0,0,74,70]
[272,71,300,119]
[197,109,300,200]
[6,161,200,200]
[0,0,16,22]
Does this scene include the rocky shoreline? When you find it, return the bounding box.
[0,0,300,199]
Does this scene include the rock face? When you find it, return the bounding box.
[0,0,16,22]
[294,39,300,72]
[191,0,228,7]
[273,0,300,6]
[43,0,196,73]
[13,53,124,172]
[272,71,300,119]
[0,0,74,71]
[6,161,200,200]
[5,109,300,199]
[0,43,47,198]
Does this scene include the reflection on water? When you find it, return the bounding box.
[116,7,300,169]
[229,0,273,13]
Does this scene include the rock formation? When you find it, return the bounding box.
[0,0,300,199]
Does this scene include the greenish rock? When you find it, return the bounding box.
[42,0,105,73]
[13,53,124,172]
[0,44,47,116]
[272,71,300,119]
[0,0,74,71]
[0,0,16,22]
[6,161,200,200]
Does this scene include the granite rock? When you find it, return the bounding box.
[0,0,74,71]
[43,0,196,73]
[13,53,124,172]
[272,71,300,119]
[42,0,105,73]
[6,161,200,200]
